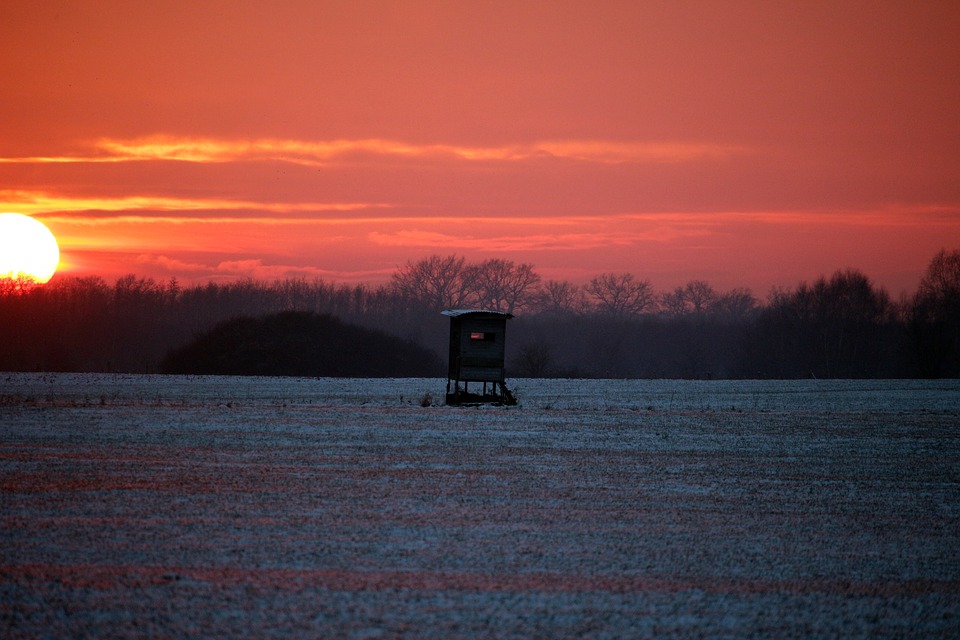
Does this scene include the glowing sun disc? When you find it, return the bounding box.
[0,212,61,283]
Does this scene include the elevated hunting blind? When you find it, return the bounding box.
[442,309,516,405]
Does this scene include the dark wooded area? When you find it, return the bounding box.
[1,250,957,378]
[161,312,442,377]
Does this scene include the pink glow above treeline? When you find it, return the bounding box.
[2,2,958,297]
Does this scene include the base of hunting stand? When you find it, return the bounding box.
[445,381,517,406]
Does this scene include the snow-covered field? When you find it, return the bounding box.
[2,373,959,638]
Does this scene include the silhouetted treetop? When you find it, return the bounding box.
[910,249,960,376]
[390,254,540,313]
[586,272,655,317]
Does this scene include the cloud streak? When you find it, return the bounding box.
[1,136,753,167]
[0,190,391,219]
[136,254,388,283]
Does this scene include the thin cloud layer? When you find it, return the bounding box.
[1,137,752,167]
[0,190,391,219]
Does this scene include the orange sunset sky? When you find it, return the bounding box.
[2,1,958,297]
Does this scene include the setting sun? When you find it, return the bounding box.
[0,213,60,284]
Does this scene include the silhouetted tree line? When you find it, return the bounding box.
[1,250,958,378]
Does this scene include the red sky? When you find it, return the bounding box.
[2,1,958,298]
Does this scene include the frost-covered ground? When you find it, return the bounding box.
[2,373,959,638]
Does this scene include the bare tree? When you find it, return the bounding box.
[661,280,718,316]
[910,248,960,376]
[585,272,655,317]
[914,248,960,318]
[684,280,717,314]
[763,269,892,377]
[712,287,757,321]
[390,254,473,312]
[467,259,541,313]
[0,273,39,295]
[660,287,688,316]
[779,270,891,328]
[534,279,588,316]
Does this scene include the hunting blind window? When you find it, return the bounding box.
[470,332,495,341]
